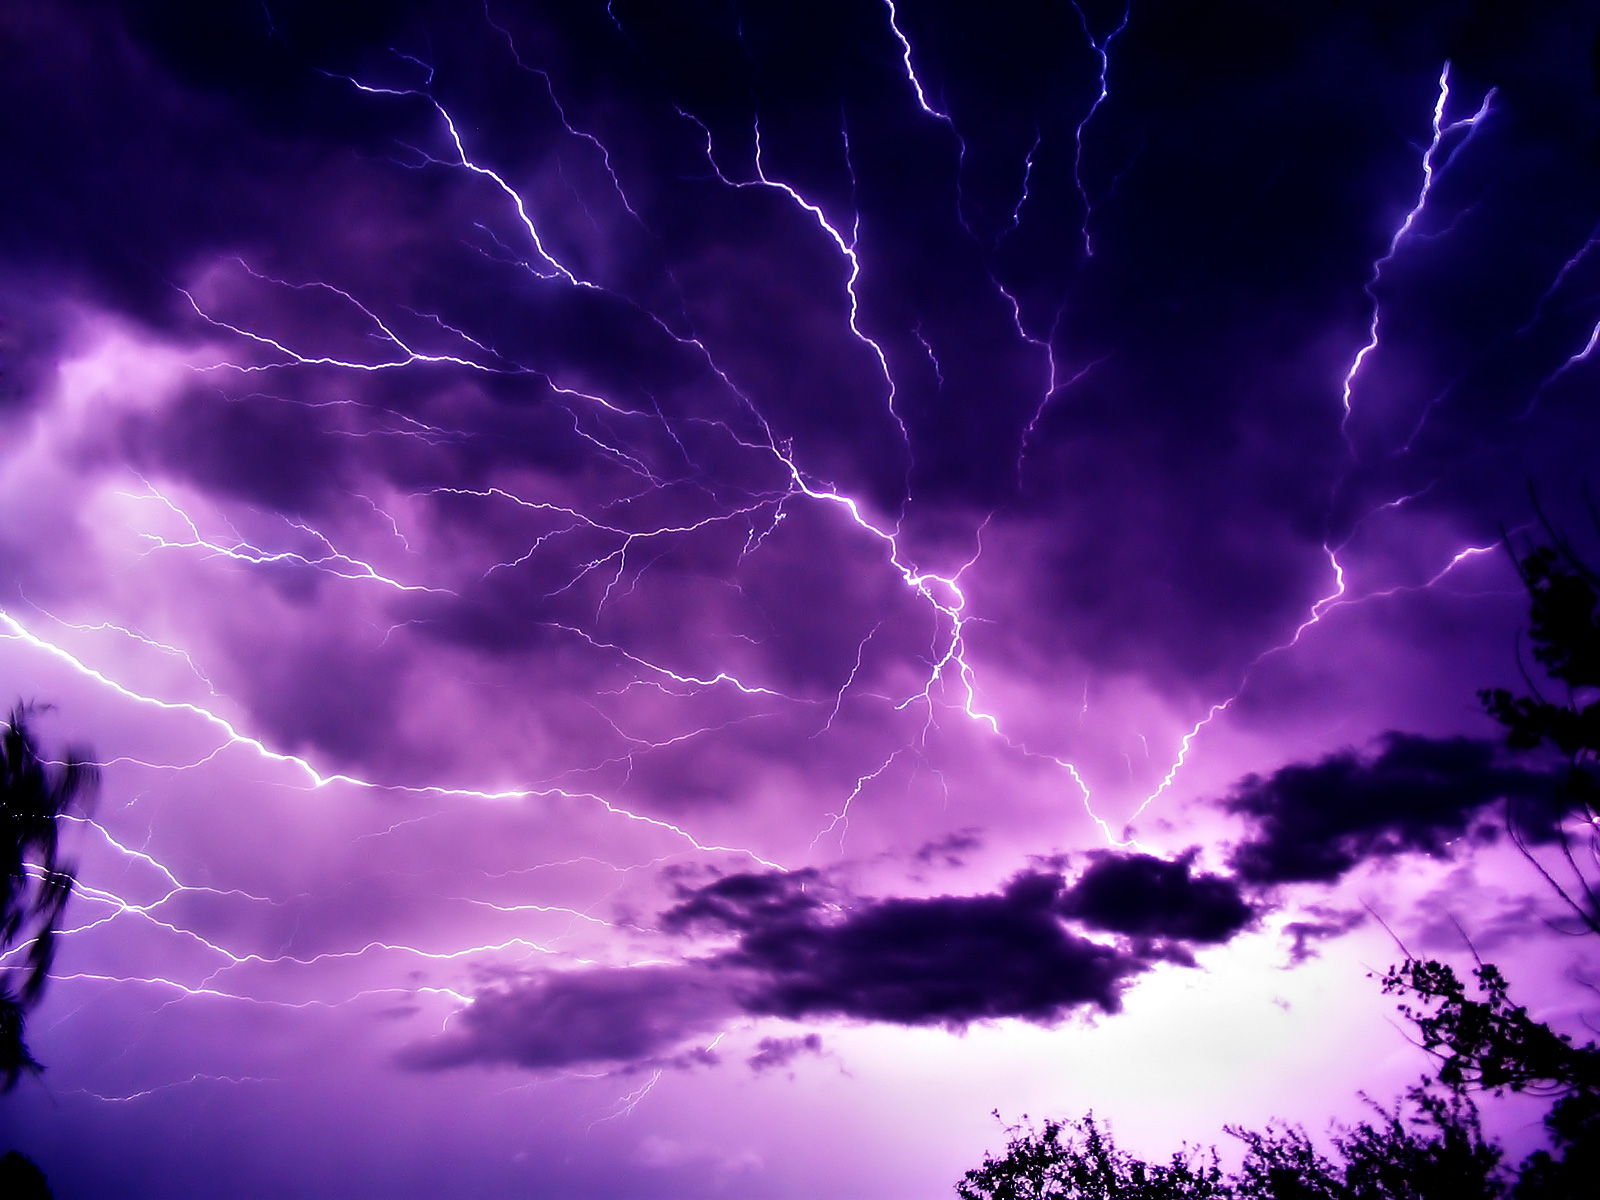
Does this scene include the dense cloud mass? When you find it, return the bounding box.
[410,858,1262,1070]
[729,872,1144,1025]
[1057,851,1255,943]
[660,868,831,936]
[397,965,738,1072]
[699,860,1258,1024]
[1224,733,1571,886]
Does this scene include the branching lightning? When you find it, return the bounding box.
[1069,1,1131,257]
[4,10,1577,1130]
[1340,63,1494,439]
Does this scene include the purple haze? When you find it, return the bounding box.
[2,2,1600,1196]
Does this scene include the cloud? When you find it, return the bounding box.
[729,871,1145,1026]
[1223,733,1569,886]
[1281,908,1367,965]
[660,868,829,935]
[676,861,1260,1028]
[746,1033,824,1073]
[395,964,737,1072]
[407,857,1265,1072]
[1056,851,1256,944]
[913,827,983,868]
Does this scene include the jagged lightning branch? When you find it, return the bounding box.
[1340,63,1494,438]
[0,609,781,867]
[1069,1,1131,257]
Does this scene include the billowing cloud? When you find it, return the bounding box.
[410,858,1267,1072]
[1056,851,1256,944]
[396,965,738,1072]
[680,862,1261,1022]
[1223,733,1570,886]
[660,868,830,936]
[728,872,1144,1026]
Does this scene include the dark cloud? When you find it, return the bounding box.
[664,869,1147,1029]
[1057,851,1256,944]
[660,867,829,935]
[396,965,736,1072]
[731,871,1142,1025]
[1224,733,1568,886]
[675,863,1259,1029]
[410,860,1266,1071]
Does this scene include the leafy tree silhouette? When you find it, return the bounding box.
[1478,529,1600,935]
[958,1090,1506,1200]
[1382,959,1600,1200]
[1378,519,1600,1198]
[2,703,97,1091]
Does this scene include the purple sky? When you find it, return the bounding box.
[3,2,1600,1196]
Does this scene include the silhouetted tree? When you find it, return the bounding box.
[1381,958,1600,1200]
[957,1112,1228,1200]
[1474,506,1600,934]
[1,703,97,1090]
[958,1086,1506,1200]
[1409,524,1600,1193]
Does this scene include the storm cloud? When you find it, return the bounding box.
[727,871,1144,1026]
[1057,851,1256,944]
[1223,733,1571,886]
[409,857,1262,1071]
[396,965,738,1072]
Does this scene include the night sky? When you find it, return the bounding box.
[3,2,1600,1196]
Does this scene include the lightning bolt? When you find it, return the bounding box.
[1340,63,1494,440]
[1069,1,1131,257]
